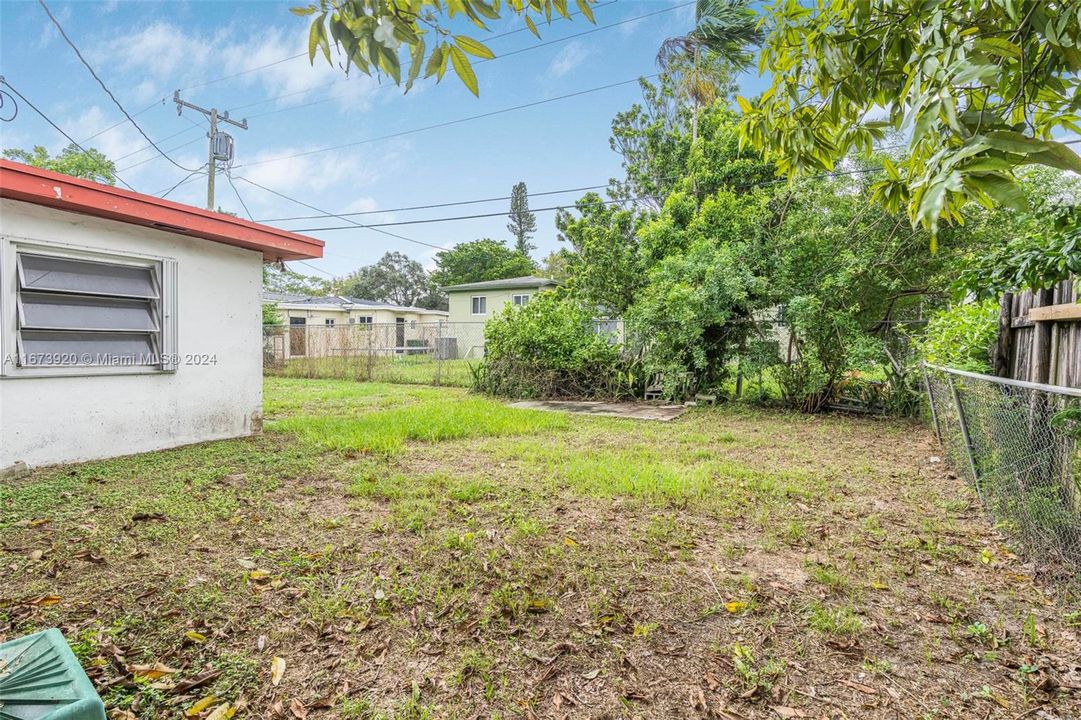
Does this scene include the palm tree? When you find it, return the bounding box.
[657,0,762,143]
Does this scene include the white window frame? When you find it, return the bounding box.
[471,295,487,315]
[512,293,530,306]
[0,236,178,378]
[324,318,335,326]
[355,315,373,329]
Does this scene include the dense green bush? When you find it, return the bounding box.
[472,291,633,399]
[919,300,998,373]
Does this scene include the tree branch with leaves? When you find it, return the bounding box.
[295,0,596,96]
[739,0,1081,242]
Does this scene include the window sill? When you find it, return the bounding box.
[0,366,175,379]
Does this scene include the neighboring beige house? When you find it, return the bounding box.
[442,276,559,324]
[263,292,447,359]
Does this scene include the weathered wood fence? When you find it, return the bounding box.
[994,276,1081,388]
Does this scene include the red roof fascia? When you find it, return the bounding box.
[0,160,323,261]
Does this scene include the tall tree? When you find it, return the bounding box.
[507,181,537,257]
[3,144,117,184]
[336,251,442,309]
[656,0,761,142]
[741,0,1081,236]
[431,239,537,288]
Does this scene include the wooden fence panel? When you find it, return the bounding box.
[1002,276,1080,388]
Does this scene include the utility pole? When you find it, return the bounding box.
[173,91,248,211]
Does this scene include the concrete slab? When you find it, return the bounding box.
[507,400,688,421]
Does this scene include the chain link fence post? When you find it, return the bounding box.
[435,319,443,387]
[923,364,942,443]
[925,363,1081,575]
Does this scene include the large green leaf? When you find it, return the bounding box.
[449,45,479,96]
[454,35,496,59]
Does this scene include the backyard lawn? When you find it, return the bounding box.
[2,378,1080,719]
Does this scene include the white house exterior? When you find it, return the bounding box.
[0,160,323,472]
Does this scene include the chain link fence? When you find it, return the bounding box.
[262,322,487,387]
[924,364,1081,574]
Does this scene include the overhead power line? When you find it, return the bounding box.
[232,175,446,251]
[288,166,894,232]
[223,0,623,114]
[37,0,201,173]
[78,97,164,145]
[293,198,634,230]
[226,171,254,221]
[0,77,137,191]
[258,183,616,222]
[118,134,205,172]
[245,0,678,119]
[156,164,208,199]
[235,74,656,169]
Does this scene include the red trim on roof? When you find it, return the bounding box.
[0,160,323,261]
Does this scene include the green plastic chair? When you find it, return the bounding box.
[0,628,106,720]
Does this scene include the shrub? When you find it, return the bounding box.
[472,290,632,399]
[919,300,998,373]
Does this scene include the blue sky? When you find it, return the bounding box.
[0,0,764,278]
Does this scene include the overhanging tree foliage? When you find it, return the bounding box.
[3,144,117,184]
[740,0,1081,239]
[295,0,596,96]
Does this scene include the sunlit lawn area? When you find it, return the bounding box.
[2,378,1079,719]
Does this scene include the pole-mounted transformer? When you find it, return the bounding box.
[173,91,248,211]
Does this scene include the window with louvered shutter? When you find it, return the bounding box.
[15,252,171,369]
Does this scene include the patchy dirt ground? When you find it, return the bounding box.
[2,378,1080,720]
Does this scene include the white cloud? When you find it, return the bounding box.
[91,22,216,82]
[545,41,590,78]
[37,3,72,49]
[87,22,380,115]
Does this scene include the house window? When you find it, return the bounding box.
[512,294,530,306]
[325,318,335,326]
[13,250,175,370]
[471,296,487,315]
[355,316,373,328]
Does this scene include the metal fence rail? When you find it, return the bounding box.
[262,322,488,387]
[924,364,1081,574]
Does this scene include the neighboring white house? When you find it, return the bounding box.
[0,160,323,472]
[262,292,448,359]
[442,276,559,324]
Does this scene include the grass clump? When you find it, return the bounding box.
[271,396,566,455]
[807,601,865,635]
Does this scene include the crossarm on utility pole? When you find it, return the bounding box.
[172,91,248,210]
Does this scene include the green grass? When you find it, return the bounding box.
[270,393,566,455]
[2,377,1073,720]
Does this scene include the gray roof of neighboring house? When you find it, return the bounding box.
[262,292,448,315]
[440,276,559,292]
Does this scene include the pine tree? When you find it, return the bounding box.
[507,181,537,258]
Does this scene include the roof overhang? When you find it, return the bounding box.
[0,160,323,261]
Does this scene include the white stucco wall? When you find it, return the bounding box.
[0,199,264,470]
